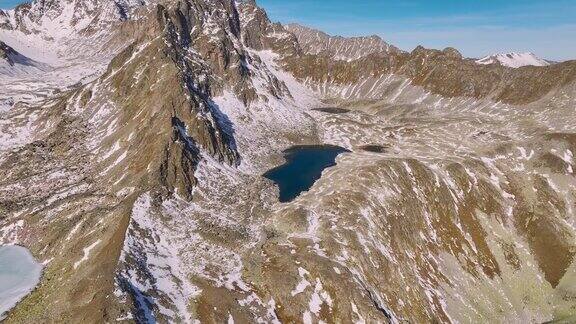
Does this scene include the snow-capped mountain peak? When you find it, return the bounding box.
[476,52,551,68]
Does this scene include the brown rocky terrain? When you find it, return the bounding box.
[0,0,575,323]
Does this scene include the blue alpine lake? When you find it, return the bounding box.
[264,145,349,202]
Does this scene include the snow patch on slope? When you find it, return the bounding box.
[116,193,201,323]
[0,41,51,77]
[213,49,318,173]
[476,52,551,68]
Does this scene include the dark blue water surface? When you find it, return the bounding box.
[264,145,349,202]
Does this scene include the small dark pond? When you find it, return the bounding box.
[359,145,389,153]
[264,145,349,202]
[312,107,350,114]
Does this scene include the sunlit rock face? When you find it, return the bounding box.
[1,0,576,323]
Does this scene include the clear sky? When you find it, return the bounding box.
[0,0,20,9]
[1,0,574,61]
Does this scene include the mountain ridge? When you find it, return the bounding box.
[284,23,401,61]
[285,24,576,105]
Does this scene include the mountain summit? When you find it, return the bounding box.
[476,52,552,68]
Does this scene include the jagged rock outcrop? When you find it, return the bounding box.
[238,0,300,53]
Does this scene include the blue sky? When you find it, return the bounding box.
[0,0,20,9]
[1,0,574,61]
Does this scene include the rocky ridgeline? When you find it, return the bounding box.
[286,25,576,105]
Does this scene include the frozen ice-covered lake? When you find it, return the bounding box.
[0,245,42,318]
